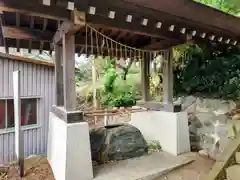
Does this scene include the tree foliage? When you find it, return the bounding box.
[174,43,240,99]
[101,57,138,107]
[194,0,240,16]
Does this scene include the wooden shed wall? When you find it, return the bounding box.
[0,56,55,164]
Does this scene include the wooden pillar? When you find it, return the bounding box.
[162,49,173,104]
[54,44,64,106]
[141,52,151,102]
[91,56,98,124]
[62,33,76,111]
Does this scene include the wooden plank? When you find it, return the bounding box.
[54,43,64,106]
[13,70,24,177]
[0,0,70,21]
[62,33,76,111]
[2,26,54,41]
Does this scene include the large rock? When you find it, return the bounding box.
[89,124,148,163]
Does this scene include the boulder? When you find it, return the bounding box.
[195,112,215,126]
[89,124,148,163]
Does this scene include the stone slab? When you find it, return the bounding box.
[93,152,194,180]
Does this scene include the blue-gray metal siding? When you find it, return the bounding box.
[0,57,55,164]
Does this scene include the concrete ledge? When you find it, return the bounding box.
[137,101,182,112]
[52,105,84,123]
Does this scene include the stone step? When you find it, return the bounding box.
[226,165,240,180]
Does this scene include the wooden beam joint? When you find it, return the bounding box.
[53,9,85,44]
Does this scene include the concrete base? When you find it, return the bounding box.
[47,110,93,180]
[129,111,190,155]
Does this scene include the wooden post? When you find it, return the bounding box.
[62,33,76,111]
[140,52,150,101]
[91,56,97,124]
[162,49,173,104]
[13,71,24,177]
[54,43,64,106]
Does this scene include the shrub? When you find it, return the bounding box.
[101,59,138,108]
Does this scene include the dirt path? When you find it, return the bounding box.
[154,154,215,180]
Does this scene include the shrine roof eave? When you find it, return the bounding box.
[0,0,239,52]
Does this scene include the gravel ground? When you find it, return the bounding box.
[154,154,215,180]
[0,156,55,180]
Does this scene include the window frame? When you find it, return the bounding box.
[0,97,41,134]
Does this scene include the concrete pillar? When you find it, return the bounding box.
[48,32,93,180]
[140,51,151,101]
[48,106,93,180]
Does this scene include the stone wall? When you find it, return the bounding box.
[178,96,240,159]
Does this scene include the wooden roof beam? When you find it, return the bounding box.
[87,15,181,42]
[53,10,85,44]
[0,0,70,21]
[2,26,54,41]
[142,39,186,50]
[2,25,93,45]
[40,18,48,54]
[28,16,34,53]
[0,12,7,52]
[16,12,20,52]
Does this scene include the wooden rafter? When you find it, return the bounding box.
[0,0,239,43]
[2,26,54,41]
[142,40,184,50]
[0,0,70,21]
[0,12,8,53]
[0,0,238,52]
[107,30,117,38]
[15,12,20,52]
[28,16,34,53]
[116,31,128,41]
[40,18,48,54]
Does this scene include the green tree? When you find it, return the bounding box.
[195,0,240,16]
